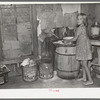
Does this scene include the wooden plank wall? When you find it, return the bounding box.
[0,4,38,62]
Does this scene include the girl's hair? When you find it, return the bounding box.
[77,13,88,26]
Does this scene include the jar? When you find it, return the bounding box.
[91,22,100,36]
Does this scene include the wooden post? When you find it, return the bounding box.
[30,5,38,58]
[0,7,4,61]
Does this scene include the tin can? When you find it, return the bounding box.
[22,60,38,82]
[39,58,54,79]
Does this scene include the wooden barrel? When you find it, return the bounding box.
[55,46,80,79]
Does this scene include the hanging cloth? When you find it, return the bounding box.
[63,11,78,28]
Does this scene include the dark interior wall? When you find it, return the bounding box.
[36,4,80,30]
[81,3,100,36]
[0,4,99,61]
[80,4,96,36]
[81,3,100,59]
[36,4,63,29]
[0,22,3,61]
[80,4,96,17]
[0,5,32,59]
[80,3,100,25]
[81,4,89,15]
[0,4,38,60]
[36,4,80,59]
[95,4,100,23]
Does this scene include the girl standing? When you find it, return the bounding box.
[64,13,93,85]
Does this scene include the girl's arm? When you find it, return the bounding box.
[64,27,81,43]
[64,32,79,43]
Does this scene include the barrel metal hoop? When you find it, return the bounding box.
[55,52,76,56]
[57,68,79,72]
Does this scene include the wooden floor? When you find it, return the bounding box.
[0,71,100,89]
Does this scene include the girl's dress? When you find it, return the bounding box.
[76,24,92,60]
